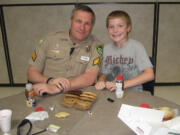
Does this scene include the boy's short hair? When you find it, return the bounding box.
[71,4,95,25]
[106,10,132,28]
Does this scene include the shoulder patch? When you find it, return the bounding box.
[32,50,37,62]
[93,57,100,67]
[96,45,103,56]
[38,37,46,46]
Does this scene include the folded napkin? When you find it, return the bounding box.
[26,111,49,121]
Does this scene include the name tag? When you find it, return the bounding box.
[51,50,59,54]
[80,56,89,61]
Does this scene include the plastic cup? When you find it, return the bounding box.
[0,109,12,133]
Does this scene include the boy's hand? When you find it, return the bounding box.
[95,81,106,90]
[105,82,116,92]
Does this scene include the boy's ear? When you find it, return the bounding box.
[127,25,132,33]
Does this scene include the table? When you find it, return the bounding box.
[0,86,180,135]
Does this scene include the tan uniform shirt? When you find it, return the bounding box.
[29,31,103,79]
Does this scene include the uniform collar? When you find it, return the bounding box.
[67,31,93,48]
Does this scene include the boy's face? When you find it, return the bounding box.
[69,10,93,43]
[107,17,131,46]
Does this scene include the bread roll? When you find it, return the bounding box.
[157,107,174,121]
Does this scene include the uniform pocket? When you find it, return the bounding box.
[70,54,90,76]
[46,49,68,70]
[47,50,66,60]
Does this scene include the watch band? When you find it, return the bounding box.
[46,77,53,84]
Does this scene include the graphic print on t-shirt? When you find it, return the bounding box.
[103,55,137,82]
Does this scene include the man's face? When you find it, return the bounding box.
[70,10,93,43]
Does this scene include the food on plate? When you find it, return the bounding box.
[75,92,97,110]
[55,112,70,118]
[61,90,97,110]
[74,99,92,110]
[61,95,78,108]
[82,92,97,97]
[80,93,96,102]
[66,90,82,96]
[156,107,174,121]
[64,93,79,99]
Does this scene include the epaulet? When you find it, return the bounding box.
[47,31,64,36]
[91,34,103,44]
[37,31,65,46]
[91,34,103,56]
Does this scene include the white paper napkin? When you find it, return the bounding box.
[26,111,49,122]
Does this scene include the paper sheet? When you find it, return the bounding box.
[118,104,164,135]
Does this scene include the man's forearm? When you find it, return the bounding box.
[27,66,48,83]
[69,69,98,90]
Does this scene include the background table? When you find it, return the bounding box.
[0,86,180,135]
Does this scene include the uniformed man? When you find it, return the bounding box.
[27,4,103,96]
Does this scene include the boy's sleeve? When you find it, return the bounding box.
[135,44,153,72]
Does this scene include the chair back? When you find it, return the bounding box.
[143,57,155,95]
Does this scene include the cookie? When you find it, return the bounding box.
[79,96,95,102]
[64,94,79,99]
[61,91,97,110]
[61,97,77,108]
[67,90,82,96]
[74,99,92,110]
[80,93,96,98]
[82,92,97,97]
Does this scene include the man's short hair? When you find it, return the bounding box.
[71,4,95,25]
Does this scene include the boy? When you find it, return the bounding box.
[95,10,154,91]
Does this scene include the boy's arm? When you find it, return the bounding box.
[97,73,106,82]
[124,67,154,89]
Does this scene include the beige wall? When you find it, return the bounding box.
[3,5,73,83]
[156,4,180,83]
[0,29,9,83]
[0,1,180,84]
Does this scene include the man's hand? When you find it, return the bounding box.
[49,77,71,92]
[33,83,62,96]
[105,82,116,92]
[95,81,106,90]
